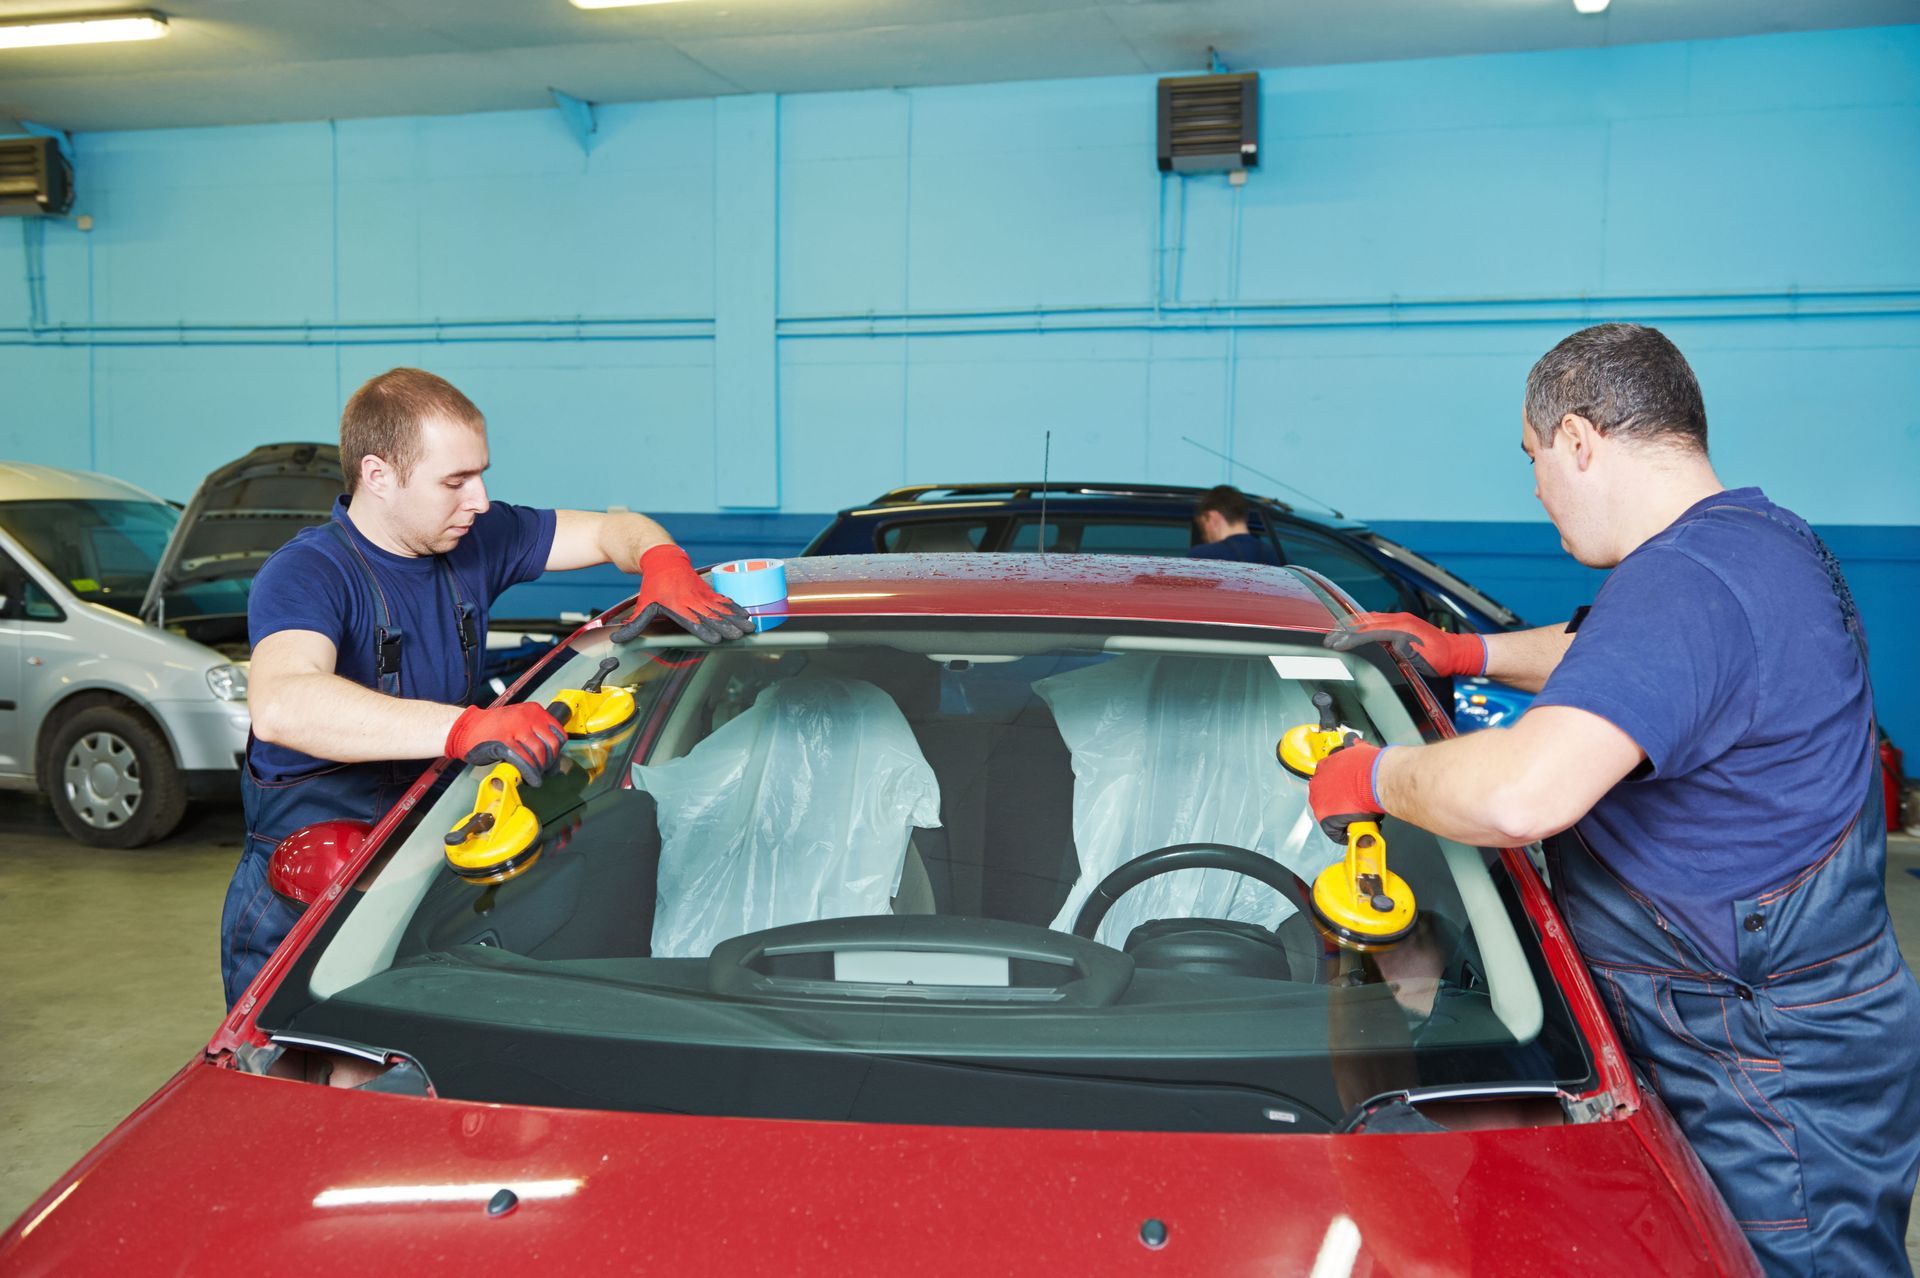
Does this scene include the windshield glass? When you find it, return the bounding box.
[0,499,248,619]
[264,618,1589,1132]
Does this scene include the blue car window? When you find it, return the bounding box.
[1007,519,1193,557]
[879,521,993,553]
[1278,526,1409,613]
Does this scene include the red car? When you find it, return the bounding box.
[2,555,1757,1275]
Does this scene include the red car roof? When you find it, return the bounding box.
[773,554,1342,631]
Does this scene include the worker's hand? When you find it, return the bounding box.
[609,545,753,645]
[1323,612,1486,679]
[1308,736,1387,844]
[445,702,568,785]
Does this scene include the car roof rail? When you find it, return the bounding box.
[868,482,1292,513]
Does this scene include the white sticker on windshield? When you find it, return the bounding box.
[1268,655,1353,682]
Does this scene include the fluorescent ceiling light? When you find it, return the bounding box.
[0,10,169,49]
[571,0,699,8]
[1573,0,1611,12]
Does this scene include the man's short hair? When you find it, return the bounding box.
[1194,484,1252,524]
[1523,323,1708,453]
[339,368,486,494]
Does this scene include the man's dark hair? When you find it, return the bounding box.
[1523,323,1708,453]
[340,368,486,494]
[1194,484,1252,524]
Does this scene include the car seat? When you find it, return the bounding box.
[635,674,944,957]
[1035,653,1329,952]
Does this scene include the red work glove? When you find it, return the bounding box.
[445,702,568,785]
[1322,612,1486,679]
[609,545,753,645]
[1308,737,1389,844]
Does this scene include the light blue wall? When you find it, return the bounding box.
[3,25,1917,752]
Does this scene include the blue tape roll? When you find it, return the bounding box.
[711,558,788,609]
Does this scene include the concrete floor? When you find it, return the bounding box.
[3,792,1918,1265]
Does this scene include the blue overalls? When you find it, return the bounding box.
[219,516,477,1007]
[1546,517,1920,1275]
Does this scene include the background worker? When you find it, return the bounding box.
[1311,323,1920,1275]
[1188,484,1281,565]
[219,367,750,1007]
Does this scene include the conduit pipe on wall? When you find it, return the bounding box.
[1222,180,1244,466]
[20,221,50,330]
[771,292,1920,338]
[0,318,715,348]
[0,332,714,348]
[5,316,713,333]
[775,287,1920,324]
[1150,171,1193,311]
[5,290,1915,349]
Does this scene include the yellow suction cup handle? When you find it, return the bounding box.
[1279,689,1350,778]
[549,685,637,737]
[443,763,543,883]
[1279,724,1350,778]
[1310,820,1418,950]
[544,656,637,739]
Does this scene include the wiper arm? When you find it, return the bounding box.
[244,1030,437,1097]
[1335,1081,1567,1133]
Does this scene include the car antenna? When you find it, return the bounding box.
[1039,429,1051,560]
[1181,435,1345,519]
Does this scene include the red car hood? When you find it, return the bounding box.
[6,1062,1744,1276]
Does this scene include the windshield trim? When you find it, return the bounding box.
[1361,533,1524,628]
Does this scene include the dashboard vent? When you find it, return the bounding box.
[1157,73,1259,174]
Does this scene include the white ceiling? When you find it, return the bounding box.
[1,0,1915,134]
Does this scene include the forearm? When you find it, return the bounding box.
[1374,730,1573,848]
[599,512,675,572]
[1480,623,1577,693]
[253,671,462,762]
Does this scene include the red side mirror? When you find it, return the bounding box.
[269,821,372,906]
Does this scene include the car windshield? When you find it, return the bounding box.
[264,617,1590,1132]
[0,498,248,619]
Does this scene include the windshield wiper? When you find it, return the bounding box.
[244,1030,437,1097]
[1335,1081,1567,1133]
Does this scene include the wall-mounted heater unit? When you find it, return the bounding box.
[1157,72,1259,173]
[0,136,74,217]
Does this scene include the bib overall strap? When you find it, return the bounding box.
[324,520,404,697]
[437,554,478,703]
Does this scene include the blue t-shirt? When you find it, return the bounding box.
[1531,487,1874,972]
[247,495,557,783]
[1189,532,1281,566]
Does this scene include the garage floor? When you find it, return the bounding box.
[3,793,1918,1263]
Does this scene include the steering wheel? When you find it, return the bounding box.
[1070,842,1316,940]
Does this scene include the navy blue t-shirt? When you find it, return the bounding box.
[1189,532,1281,566]
[247,495,557,783]
[1531,487,1874,972]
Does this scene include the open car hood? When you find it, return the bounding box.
[2,1061,1750,1275]
[139,441,341,625]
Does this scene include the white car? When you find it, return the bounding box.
[0,444,340,847]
